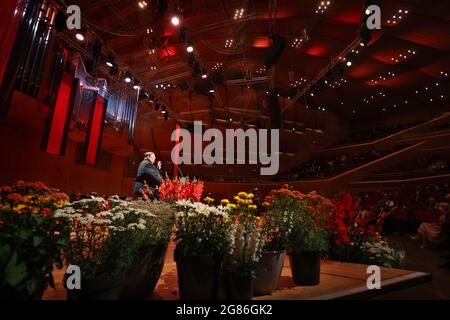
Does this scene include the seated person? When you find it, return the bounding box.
[411,202,449,248]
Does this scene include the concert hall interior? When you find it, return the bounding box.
[0,0,449,302]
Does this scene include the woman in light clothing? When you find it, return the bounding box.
[412,202,449,248]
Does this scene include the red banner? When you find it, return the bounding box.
[85,94,107,165]
[0,0,25,85]
[45,73,77,155]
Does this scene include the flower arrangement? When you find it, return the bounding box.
[128,199,175,246]
[265,186,332,254]
[173,200,231,258]
[55,197,158,280]
[326,192,390,262]
[158,177,204,203]
[0,181,70,299]
[358,241,406,268]
[221,192,258,215]
[225,212,265,277]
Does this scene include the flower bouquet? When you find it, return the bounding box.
[119,199,175,299]
[158,177,204,203]
[224,210,265,300]
[173,200,231,299]
[326,192,393,265]
[0,181,70,299]
[266,186,332,285]
[55,196,157,299]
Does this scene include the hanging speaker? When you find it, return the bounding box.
[264,34,286,69]
[268,93,282,129]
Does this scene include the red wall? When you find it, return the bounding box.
[0,92,129,196]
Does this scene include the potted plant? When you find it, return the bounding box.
[119,199,175,299]
[173,200,231,300]
[0,181,70,300]
[56,197,153,300]
[223,206,265,300]
[326,192,394,265]
[286,190,332,286]
[253,192,293,295]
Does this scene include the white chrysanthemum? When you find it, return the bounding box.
[176,199,193,207]
[93,219,111,225]
[175,211,185,218]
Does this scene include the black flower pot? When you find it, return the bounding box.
[253,250,285,295]
[66,273,125,300]
[225,274,254,300]
[289,251,321,286]
[175,248,221,300]
[120,244,168,300]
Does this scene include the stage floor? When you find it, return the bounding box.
[43,243,434,300]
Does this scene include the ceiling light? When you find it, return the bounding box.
[138,1,147,9]
[75,32,85,41]
[124,73,132,83]
[171,16,180,26]
[186,45,194,53]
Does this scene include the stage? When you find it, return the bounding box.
[43,243,434,300]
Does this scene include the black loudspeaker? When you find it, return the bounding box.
[54,11,67,32]
[264,34,286,69]
[268,93,282,129]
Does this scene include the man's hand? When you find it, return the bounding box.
[157,161,162,170]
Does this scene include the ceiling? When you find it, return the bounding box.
[68,0,450,126]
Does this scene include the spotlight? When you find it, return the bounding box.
[133,81,141,90]
[148,94,155,103]
[171,16,180,26]
[105,53,115,67]
[75,32,85,41]
[138,1,148,9]
[345,52,355,67]
[201,69,208,79]
[186,45,194,53]
[124,72,132,83]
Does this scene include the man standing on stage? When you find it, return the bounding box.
[134,152,163,199]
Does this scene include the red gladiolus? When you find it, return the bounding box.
[40,208,51,217]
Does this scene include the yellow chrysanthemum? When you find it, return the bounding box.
[13,204,27,213]
[247,193,254,199]
[220,199,230,205]
[248,205,257,210]
[204,196,214,204]
[262,202,270,207]
[227,203,237,209]
[238,192,248,198]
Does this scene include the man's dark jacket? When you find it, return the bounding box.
[134,159,162,196]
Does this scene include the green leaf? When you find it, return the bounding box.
[17,229,33,240]
[4,251,28,287]
[25,278,40,295]
[33,236,43,247]
[0,244,11,267]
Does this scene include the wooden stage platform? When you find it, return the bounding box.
[43,244,434,300]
